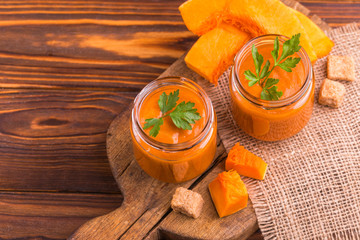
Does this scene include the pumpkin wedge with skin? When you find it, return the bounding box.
[227,0,318,63]
[209,170,248,218]
[179,0,227,36]
[225,143,268,180]
[290,8,334,59]
[185,23,250,84]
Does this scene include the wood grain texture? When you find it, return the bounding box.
[0,0,195,91]
[0,89,134,192]
[0,1,356,91]
[300,1,360,27]
[0,0,357,239]
[0,191,122,239]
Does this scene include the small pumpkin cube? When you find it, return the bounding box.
[185,23,250,84]
[225,143,268,180]
[208,170,248,218]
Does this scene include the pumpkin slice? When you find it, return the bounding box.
[227,0,318,63]
[225,143,268,180]
[290,8,334,59]
[222,12,266,37]
[208,170,248,218]
[179,0,227,36]
[185,23,250,84]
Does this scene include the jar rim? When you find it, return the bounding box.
[232,34,313,109]
[132,76,215,152]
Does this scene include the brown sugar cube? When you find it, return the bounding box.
[318,78,346,108]
[327,55,355,81]
[171,187,204,218]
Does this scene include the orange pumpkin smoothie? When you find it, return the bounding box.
[130,77,217,183]
[230,35,314,141]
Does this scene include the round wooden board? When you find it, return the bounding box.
[69,1,331,239]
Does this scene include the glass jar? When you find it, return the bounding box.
[130,77,217,183]
[229,35,315,141]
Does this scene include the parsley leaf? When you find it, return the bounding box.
[261,86,283,101]
[260,89,271,100]
[244,34,302,101]
[271,36,279,62]
[252,44,264,77]
[244,70,258,86]
[158,89,179,114]
[261,78,283,101]
[277,57,301,72]
[278,33,301,62]
[170,101,201,130]
[143,118,164,137]
[265,78,279,89]
[259,60,271,79]
[143,90,201,137]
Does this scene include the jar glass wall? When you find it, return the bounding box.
[230,35,315,141]
[130,77,217,183]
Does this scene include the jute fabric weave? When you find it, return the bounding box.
[206,24,360,239]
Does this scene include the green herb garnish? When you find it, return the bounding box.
[143,89,201,137]
[244,34,302,100]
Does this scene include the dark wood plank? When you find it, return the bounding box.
[0,0,357,91]
[0,191,122,239]
[300,1,360,27]
[0,89,133,192]
[0,0,196,91]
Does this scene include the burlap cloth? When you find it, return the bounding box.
[206,23,360,239]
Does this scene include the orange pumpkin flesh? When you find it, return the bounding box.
[179,0,227,36]
[291,8,334,59]
[208,170,248,218]
[225,143,268,180]
[185,23,250,84]
[180,0,333,85]
[227,0,318,63]
[222,14,266,38]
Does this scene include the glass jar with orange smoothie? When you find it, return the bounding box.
[130,77,217,183]
[230,35,314,141]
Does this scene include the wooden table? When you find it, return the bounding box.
[0,0,358,239]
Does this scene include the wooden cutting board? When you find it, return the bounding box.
[68,53,258,240]
[69,1,330,239]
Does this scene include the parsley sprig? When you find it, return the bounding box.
[143,89,201,137]
[244,34,302,100]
